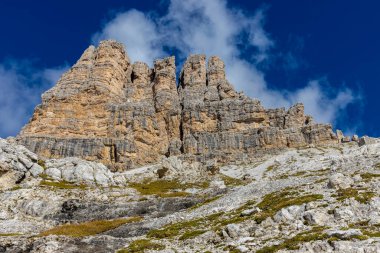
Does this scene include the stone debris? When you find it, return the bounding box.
[0,40,379,252]
[0,138,380,252]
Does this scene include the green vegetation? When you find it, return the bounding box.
[129,179,209,198]
[179,230,207,240]
[362,230,380,237]
[220,174,245,186]
[314,178,327,184]
[265,165,278,173]
[0,233,22,236]
[189,195,221,210]
[254,189,323,223]
[10,185,22,191]
[156,167,169,178]
[275,174,289,180]
[290,171,307,177]
[147,213,224,239]
[117,239,165,253]
[148,189,324,241]
[37,159,46,169]
[223,245,241,253]
[360,173,380,182]
[333,188,375,204]
[39,217,142,237]
[348,220,380,238]
[235,199,256,212]
[39,173,52,180]
[256,226,329,253]
[40,180,87,190]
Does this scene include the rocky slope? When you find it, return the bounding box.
[18,40,338,171]
[0,138,380,252]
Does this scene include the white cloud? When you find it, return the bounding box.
[92,9,164,65]
[0,61,68,138]
[93,0,356,126]
[289,80,355,123]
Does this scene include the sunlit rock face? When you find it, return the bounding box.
[18,40,337,170]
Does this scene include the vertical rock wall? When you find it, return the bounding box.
[18,40,337,170]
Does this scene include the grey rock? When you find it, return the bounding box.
[241,207,260,217]
[226,224,241,238]
[336,129,344,142]
[17,42,338,170]
[236,245,249,252]
[327,173,353,189]
[359,136,379,146]
[334,207,355,220]
[303,210,329,226]
[327,229,362,239]
[29,163,43,177]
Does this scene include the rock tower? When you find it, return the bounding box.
[18,40,337,170]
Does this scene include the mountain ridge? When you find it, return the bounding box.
[18,40,341,171]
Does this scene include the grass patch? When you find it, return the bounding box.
[254,189,324,223]
[235,200,256,213]
[0,233,22,236]
[37,159,46,169]
[220,174,245,186]
[179,230,207,240]
[39,173,51,180]
[40,180,87,190]
[348,220,380,238]
[117,239,165,253]
[362,230,380,237]
[256,226,329,253]
[148,190,323,241]
[275,174,289,180]
[361,173,380,182]
[39,217,142,237]
[314,178,327,184]
[129,179,208,197]
[266,165,278,173]
[156,167,169,178]
[10,185,22,191]
[189,195,221,210]
[147,213,223,239]
[333,188,375,204]
[290,171,307,177]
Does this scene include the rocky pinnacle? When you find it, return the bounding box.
[18,40,338,171]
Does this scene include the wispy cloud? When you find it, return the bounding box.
[93,9,164,65]
[93,0,359,126]
[0,61,68,137]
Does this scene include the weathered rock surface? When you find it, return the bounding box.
[18,40,339,170]
[1,140,380,252]
[0,138,43,190]
[19,41,181,171]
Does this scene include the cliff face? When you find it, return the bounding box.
[18,40,337,170]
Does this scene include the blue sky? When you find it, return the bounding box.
[0,0,378,138]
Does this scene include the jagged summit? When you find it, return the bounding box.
[18,40,337,170]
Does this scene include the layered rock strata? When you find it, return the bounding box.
[19,40,337,170]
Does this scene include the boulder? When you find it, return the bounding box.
[359,136,378,146]
[327,173,353,189]
[327,229,362,239]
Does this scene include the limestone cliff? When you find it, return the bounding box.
[18,40,337,170]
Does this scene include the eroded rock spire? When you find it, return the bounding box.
[18,41,337,170]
